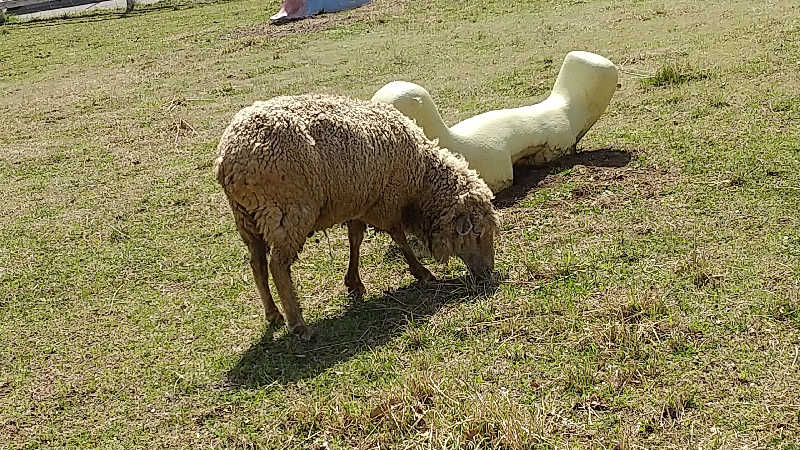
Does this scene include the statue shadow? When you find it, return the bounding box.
[227,277,497,388]
[493,148,632,209]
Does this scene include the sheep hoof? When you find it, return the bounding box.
[265,310,284,327]
[291,324,314,341]
[346,282,367,298]
[412,268,435,283]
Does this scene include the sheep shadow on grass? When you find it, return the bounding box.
[493,147,633,209]
[227,277,498,387]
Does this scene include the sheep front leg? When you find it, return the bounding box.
[269,247,312,341]
[345,220,367,296]
[389,229,435,283]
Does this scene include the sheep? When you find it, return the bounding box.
[214,94,499,340]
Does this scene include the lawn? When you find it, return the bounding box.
[1,0,799,447]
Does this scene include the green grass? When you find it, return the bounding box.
[640,63,709,88]
[2,0,800,448]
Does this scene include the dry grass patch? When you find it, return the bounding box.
[2,0,800,447]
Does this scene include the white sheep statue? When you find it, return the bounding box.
[371,51,620,193]
[215,94,499,340]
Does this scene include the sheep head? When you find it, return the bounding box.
[429,191,499,280]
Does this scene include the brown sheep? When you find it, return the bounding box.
[214,94,499,340]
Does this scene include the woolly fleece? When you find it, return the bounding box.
[215,94,497,256]
[214,94,498,336]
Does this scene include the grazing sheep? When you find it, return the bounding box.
[215,94,499,340]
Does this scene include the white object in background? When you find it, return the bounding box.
[371,51,619,193]
[270,0,370,23]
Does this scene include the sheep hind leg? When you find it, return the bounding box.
[344,220,367,297]
[269,247,313,341]
[246,238,284,327]
[234,210,283,326]
[389,228,435,283]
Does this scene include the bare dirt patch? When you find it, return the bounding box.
[494,148,644,209]
[223,0,409,39]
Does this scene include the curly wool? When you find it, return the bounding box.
[214,94,497,258]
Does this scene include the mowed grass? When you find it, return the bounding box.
[1,0,800,447]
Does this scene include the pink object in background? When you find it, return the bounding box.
[270,0,371,24]
[271,0,305,22]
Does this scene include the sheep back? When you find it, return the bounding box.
[214,94,448,244]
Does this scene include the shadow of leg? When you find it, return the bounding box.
[226,276,498,387]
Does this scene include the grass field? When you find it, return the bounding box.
[2,0,800,447]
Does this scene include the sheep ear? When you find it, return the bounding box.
[455,214,473,236]
[472,220,482,236]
